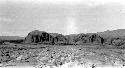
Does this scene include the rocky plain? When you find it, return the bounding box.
[1,30,125,68]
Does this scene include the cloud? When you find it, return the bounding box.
[0,17,14,22]
[0,1,125,36]
[0,31,29,37]
[66,17,78,34]
[2,0,125,5]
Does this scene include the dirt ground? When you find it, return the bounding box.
[0,44,125,68]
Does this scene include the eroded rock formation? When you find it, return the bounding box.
[0,40,4,44]
[54,34,69,45]
[73,34,90,44]
[24,30,105,45]
[88,34,104,44]
[25,30,54,44]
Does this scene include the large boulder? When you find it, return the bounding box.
[24,30,54,44]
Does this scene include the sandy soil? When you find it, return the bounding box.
[0,66,35,68]
[0,44,125,68]
[0,63,124,68]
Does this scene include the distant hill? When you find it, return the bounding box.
[1,29,125,45]
[97,29,125,38]
[0,36,25,40]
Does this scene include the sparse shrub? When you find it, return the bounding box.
[0,40,4,44]
[111,39,124,46]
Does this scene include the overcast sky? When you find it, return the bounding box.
[0,0,125,37]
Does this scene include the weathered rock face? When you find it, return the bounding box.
[65,34,78,45]
[0,40,4,44]
[88,34,104,44]
[72,33,104,45]
[25,30,69,45]
[24,30,105,45]
[108,37,125,46]
[25,30,54,44]
[73,34,90,44]
[54,34,69,45]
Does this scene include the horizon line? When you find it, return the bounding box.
[0,28,124,37]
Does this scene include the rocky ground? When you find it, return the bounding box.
[0,44,125,68]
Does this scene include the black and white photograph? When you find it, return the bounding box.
[0,0,125,68]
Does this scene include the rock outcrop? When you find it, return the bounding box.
[65,34,78,45]
[25,30,54,44]
[24,30,105,45]
[54,34,69,45]
[72,33,104,45]
[88,34,104,44]
[0,40,4,44]
[73,34,90,44]
[25,30,70,45]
